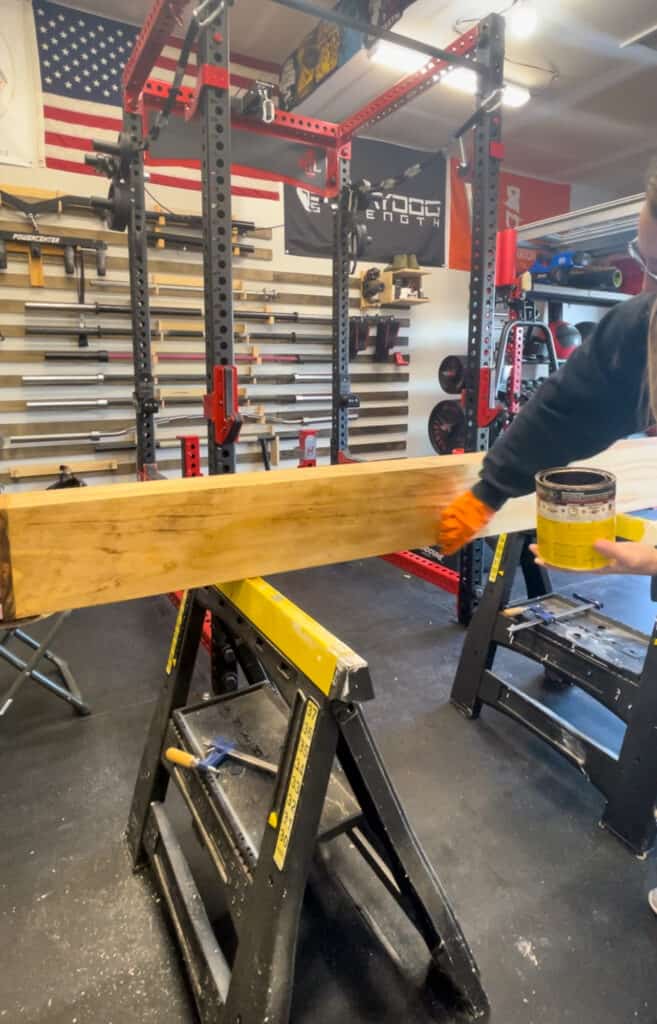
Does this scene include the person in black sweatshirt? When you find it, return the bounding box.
[438,167,657,916]
[439,173,657,577]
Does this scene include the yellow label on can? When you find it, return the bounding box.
[536,513,615,571]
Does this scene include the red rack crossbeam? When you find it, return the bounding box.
[337,26,479,143]
[123,0,191,112]
[142,79,343,147]
[382,551,460,595]
[232,110,342,148]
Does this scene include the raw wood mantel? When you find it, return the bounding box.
[1,439,656,622]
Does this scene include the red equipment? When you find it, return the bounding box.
[495,228,517,288]
[203,366,243,445]
[177,435,202,477]
[550,320,582,360]
[381,551,459,594]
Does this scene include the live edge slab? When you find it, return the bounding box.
[2,438,657,623]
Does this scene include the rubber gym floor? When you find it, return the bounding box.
[1,557,655,1023]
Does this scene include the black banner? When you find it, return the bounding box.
[284,138,446,266]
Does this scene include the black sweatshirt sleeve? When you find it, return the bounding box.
[472,292,655,510]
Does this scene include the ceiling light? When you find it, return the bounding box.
[502,81,531,108]
[441,69,531,108]
[441,67,478,95]
[508,1,538,40]
[369,39,428,74]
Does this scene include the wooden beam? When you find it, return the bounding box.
[2,439,655,623]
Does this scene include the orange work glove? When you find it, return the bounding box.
[438,490,496,556]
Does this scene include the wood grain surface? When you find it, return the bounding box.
[2,438,657,621]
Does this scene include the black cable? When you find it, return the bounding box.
[143,10,201,150]
[454,2,559,88]
[144,186,179,215]
[454,0,519,31]
[144,188,286,231]
[505,55,560,87]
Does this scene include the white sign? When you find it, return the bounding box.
[0,1,44,167]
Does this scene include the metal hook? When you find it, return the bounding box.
[458,136,467,171]
[480,87,504,114]
[193,0,225,29]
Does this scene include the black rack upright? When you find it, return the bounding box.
[459,13,505,624]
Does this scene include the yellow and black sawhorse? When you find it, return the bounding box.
[450,522,657,856]
[127,577,488,1023]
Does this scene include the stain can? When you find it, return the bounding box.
[536,467,616,571]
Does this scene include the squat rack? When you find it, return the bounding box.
[91,0,506,618]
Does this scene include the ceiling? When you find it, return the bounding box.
[296,0,657,196]
[69,0,657,196]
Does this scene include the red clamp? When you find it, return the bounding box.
[186,64,230,121]
[394,351,409,367]
[477,367,501,427]
[177,435,202,478]
[203,366,243,445]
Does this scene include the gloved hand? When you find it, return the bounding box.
[438,490,496,555]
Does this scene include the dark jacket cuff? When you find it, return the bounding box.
[472,478,508,512]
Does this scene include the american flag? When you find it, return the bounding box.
[34,0,280,199]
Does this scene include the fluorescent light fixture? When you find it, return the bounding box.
[441,67,478,95]
[441,68,531,108]
[620,22,657,50]
[502,81,531,108]
[508,1,538,40]
[369,39,428,74]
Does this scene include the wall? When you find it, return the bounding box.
[0,160,427,489]
[406,268,470,457]
[570,182,624,211]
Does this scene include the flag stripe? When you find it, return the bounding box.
[45,156,103,178]
[44,103,122,132]
[147,156,201,169]
[45,130,93,151]
[44,131,283,191]
[45,155,278,200]
[148,169,278,200]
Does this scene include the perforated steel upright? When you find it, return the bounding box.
[199,17,235,475]
[197,16,239,694]
[458,12,505,625]
[124,110,158,478]
[331,153,352,463]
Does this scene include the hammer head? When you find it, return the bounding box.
[199,736,235,771]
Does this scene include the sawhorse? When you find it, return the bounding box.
[0,611,90,718]
[128,578,488,1021]
[450,529,657,856]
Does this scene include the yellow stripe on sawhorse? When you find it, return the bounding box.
[215,577,368,699]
